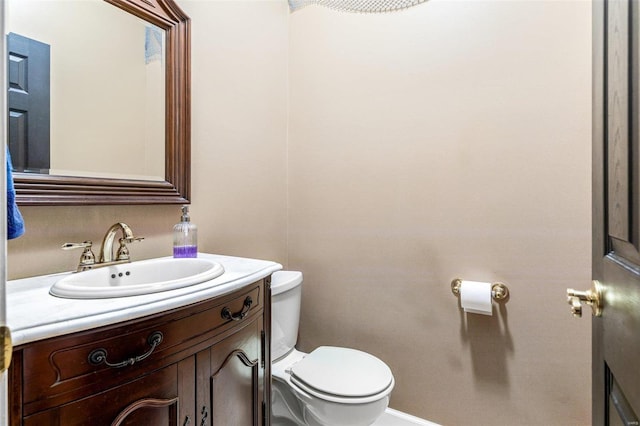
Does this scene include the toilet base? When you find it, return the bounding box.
[271,349,392,426]
[272,376,390,426]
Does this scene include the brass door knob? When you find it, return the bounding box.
[567,280,602,318]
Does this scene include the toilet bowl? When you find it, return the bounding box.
[271,271,394,426]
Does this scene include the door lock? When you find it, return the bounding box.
[567,280,602,318]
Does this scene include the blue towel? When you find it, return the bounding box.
[7,148,24,239]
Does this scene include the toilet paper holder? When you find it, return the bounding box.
[450,278,510,302]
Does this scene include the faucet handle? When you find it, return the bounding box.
[116,236,144,261]
[61,241,96,271]
[122,236,145,244]
[61,241,92,250]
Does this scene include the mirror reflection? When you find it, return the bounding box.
[6,0,166,181]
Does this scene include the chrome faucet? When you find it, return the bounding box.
[62,222,144,272]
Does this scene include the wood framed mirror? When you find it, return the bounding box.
[8,0,190,205]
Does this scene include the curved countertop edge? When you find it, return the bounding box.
[7,253,282,346]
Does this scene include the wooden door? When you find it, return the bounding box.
[592,0,640,424]
[0,16,8,421]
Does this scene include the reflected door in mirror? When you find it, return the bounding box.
[7,32,51,173]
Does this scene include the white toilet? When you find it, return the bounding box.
[270,271,395,426]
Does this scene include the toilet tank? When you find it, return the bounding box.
[270,271,303,361]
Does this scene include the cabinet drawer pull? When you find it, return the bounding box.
[183,415,191,426]
[221,296,253,321]
[88,331,163,368]
[200,406,208,426]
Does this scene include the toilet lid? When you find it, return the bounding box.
[289,346,393,398]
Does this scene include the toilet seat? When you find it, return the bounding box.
[289,346,394,404]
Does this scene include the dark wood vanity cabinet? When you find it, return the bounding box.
[9,279,272,426]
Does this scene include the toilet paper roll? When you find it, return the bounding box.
[460,280,493,316]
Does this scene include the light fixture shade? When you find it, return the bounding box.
[288,0,428,13]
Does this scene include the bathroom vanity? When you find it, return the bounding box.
[5,253,280,426]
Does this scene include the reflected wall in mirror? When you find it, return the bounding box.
[6,0,190,205]
[8,0,165,180]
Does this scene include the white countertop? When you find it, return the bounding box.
[6,253,282,346]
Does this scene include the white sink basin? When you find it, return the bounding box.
[50,257,225,299]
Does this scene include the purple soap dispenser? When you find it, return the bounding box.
[173,205,197,258]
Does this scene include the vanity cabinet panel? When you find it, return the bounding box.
[9,279,271,426]
[178,356,197,426]
[206,314,264,425]
[17,284,262,413]
[23,363,180,426]
[196,349,211,425]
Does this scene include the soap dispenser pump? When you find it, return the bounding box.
[173,205,197,258]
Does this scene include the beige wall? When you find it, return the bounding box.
[7,0,289,277]
[7,0,592,425]
[182,0,289,261]
[288,1,592,425]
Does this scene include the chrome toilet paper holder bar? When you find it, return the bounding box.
[450,278,510,302]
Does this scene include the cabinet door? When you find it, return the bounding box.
[199,316,264,426]
[23,363,180,426]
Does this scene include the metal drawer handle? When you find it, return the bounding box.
[88,331,163,368]
[221,296,253,321]
[200,406,209,426]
